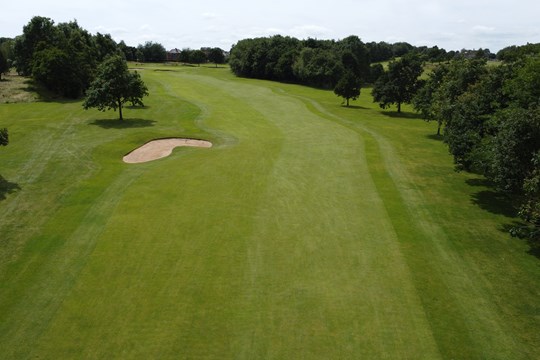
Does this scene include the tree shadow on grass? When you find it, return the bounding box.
[0,175,21,201]
[425,133,444,141]
[89,118,157,129]
[125,105,151,110]
[470,190,518,218]
[341,105,369,110]
[22,79,79,104]
[381,111,422,120]
[466,177,539,259]
[501,221,540,259]
[466,178,494,188]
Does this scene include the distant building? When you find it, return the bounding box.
[167,48,181,62]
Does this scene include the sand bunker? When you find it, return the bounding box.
[123,138,212,163]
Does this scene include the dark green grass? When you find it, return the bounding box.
[0,65,538,359]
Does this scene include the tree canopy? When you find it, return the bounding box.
[83,55,148,120]
[137,41,166,63]
[13,16,121,98]
[372,54,423,112]
[190,50,207,66]
[334,71,361,106]
[411,47,540,240]
[208,47,225,67]
[229,35,370,89]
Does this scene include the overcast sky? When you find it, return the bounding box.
[4,0,540,53]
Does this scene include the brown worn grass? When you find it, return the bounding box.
[0,72,41,103]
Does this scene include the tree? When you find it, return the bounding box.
[13,16,57,76]
[137,42,166,62]
[366,41,393,62]
[503,56,540,109]
[367,63,384,84]
[179,48,192,64]
[518,151,540,241]
[118,40,137,62]
[83,55,148,120]
[208,47,225,67]
[488,107,540,192]
[190,50,207,66]
[413,64,449,135]
[414,59,487,135]
[0,128,7,146]
[334,71,361,106]
[338,35,370,82]
[93,33,119,62]
[31,46,87,98]
[0,51,8,80]
[497,43,540,62]
[126,71,149,107]
[0,38,15,65]
[13,17,119,98]
[372,54,423,112]
[293,47,344,89]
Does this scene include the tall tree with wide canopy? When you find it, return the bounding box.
[334,71,361,106]
[372,54,423,113]
[137,41,166,63]
[413,64,449,135]
[13,17,120,98]
[338,35,370,81]
[190,50,207,66]
[208,47,225,67]
[13,16,57,76]
[83,55,148,120]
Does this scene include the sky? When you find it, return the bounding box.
[3,0,540,53]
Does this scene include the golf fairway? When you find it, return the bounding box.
[0,65,538,359]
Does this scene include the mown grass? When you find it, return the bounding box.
[0,64,538,359]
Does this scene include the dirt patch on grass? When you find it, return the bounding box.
[123,138,212,163]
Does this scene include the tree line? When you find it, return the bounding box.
[4,16,226,99]
[229,35,369,88]
[117,41,226,67]
[11,16,121,98]
[228,35,499,88]
[411,51,539,241]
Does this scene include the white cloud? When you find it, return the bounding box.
[202,12,220,19]
[290,25,331,39]
[472,25,496,34]
[5,0,540,52]
[139,24,152,32]
[93,26,128,35]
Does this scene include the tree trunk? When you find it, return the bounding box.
[437,122,441,136]
[397,102,401,113]
[118,99,123,121]
[346,98,350,107]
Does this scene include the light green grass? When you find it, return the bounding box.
[0,65,538,359]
